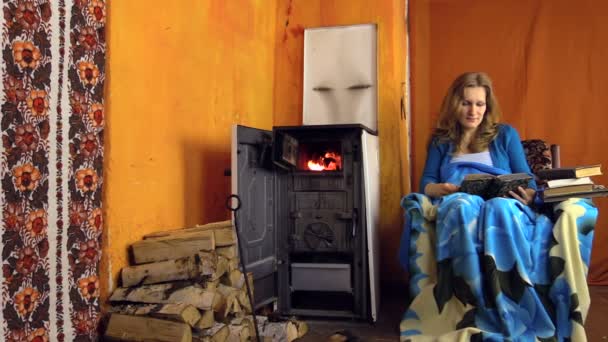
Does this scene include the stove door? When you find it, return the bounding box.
[231,125,279,308]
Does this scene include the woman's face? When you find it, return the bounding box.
[457,86,487,132]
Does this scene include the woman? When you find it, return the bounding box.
[399,72,597,341]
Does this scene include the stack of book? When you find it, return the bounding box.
[536,164,608,202]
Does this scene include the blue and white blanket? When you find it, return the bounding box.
[399,163,597,341]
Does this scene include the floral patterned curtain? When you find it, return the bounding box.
[1,0,106,341]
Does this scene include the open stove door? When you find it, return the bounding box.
[231,125,281,309]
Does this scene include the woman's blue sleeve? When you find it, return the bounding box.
[505,126,538,190]
[419,140,444,192]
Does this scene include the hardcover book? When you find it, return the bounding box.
[536,164,602,180]
[460,173,532,200]
[542,185,608,203]
[546,177,593,188]
[543,184,595,197]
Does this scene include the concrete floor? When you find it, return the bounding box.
[294,286,608,341]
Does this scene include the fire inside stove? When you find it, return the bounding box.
[299,141,342,171]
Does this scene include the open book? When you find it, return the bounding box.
[460,173,532,200]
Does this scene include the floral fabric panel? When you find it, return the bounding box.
[522,139,553,174]
[1,1,106,341]
[399,194,597,341]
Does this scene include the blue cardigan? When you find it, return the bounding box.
[420,124,537,192]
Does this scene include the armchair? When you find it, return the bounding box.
[398,139,598,341]
[522,139,561,173]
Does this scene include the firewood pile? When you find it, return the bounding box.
[103,220,308,342]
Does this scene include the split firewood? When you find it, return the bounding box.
[109,283,225,312]
[143,227,234,248]
[221,270,254,291]
[226,257,240,272]
[143,220,232,239]
[109,303,201,326]
[290,319,309,339]
[231,316,256,341]
[203,278,220,291]
[222,272,254,313]
[217,245,238,259]
[192,309,215,331]
[192,322,229,342]
[216,284,242,318]
[104,313,191,342]
[131,231,215,264]
[236,289,252,313]
[249,315,309,342]
[195,220,233,230]
[227,322,250,342]
[210,255,229,281]
[121,253,217,287]
[222,270,243,288]
[213,227,237,247]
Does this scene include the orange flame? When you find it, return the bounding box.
[307,152,341,171]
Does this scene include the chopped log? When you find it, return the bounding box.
[249,316,308,342]
[192,310,215,331]
[213,227,236,247]
[109,303,201,326]
[195,220,232,229]
[221,270,253,290]
[121,253,216,287]
[109,283,225,312]
[104,313,191,342]
[131,232,215,264]
[229,316,254,342]
[144,220,232,239]
[227,323,250,342]
[192,322,229,342]
[203,278,220,291]
[217,245,238,259]
[216,284,242,318]
[226,257,240,272]
[291,319,309,339]
[211,256,229,281]
[222,270,244,288]
[236,289,252,313]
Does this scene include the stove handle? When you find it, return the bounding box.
[351,208,358,238]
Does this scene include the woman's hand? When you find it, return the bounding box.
[424,182,460,198]
[508,186,536,205]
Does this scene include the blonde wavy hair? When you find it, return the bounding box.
[432,72,502,153]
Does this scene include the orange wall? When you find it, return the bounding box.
[102,1,278,298]
[103,0,411,303]
[273,0,410,287]
[411,0,608,283]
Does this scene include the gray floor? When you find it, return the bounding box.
[295,286,608,341]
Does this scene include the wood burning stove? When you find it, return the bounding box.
[230,22,380,322]
[231,124,379,321]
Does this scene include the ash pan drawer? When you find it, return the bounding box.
[291,263,351,293]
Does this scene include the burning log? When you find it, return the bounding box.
[104,313,192,342]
